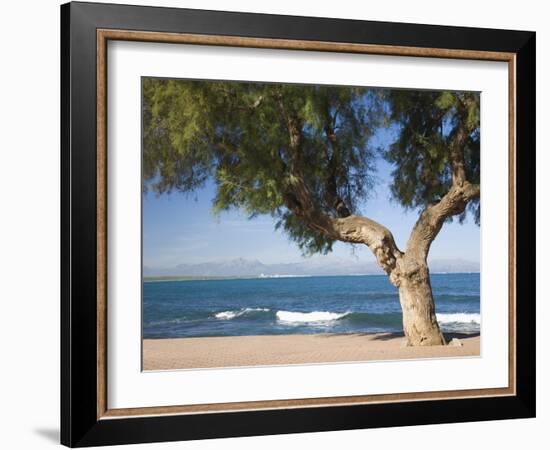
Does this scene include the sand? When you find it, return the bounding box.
[143,332,480,370]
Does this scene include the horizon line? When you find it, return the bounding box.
[143,272,481,282]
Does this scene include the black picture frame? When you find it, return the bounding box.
[61,1,535,447]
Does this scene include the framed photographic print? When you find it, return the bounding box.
[60,1,536,447]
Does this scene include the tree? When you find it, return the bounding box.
[143,78,480,346]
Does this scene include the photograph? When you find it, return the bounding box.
[141,78,481,371]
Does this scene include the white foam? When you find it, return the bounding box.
[214,308,269,320]
[276,310,349,324]
[436,313,480,324]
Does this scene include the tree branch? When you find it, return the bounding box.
[324,123,352,217]
[406,101,479,262]
[333,215,404,281]
[449,122,469,186]
[285,188,404,281]
[279,109,403,282]
[406,181,479,260]
[235,95,264,113]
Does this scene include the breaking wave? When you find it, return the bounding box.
[214,307,270,320]
[276,310,350,323]
[436,313,480,324]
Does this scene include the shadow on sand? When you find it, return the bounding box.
[315,331,480,342]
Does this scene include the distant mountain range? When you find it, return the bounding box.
[143,257,479,278]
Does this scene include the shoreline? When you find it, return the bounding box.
[143,272,480,283]
[143,332,480,371]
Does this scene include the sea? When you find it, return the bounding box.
[143,273,480,339]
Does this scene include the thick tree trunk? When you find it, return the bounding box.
[397,260,446,346]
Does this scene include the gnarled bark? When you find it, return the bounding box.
[406,182,480,261]
[395,257,445,346]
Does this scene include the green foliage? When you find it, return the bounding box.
[143,80,480,257]
[143,79,378,254]
[384,90,480,224]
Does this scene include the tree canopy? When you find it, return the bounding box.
[385,90,480,224]
[143,78,480,256]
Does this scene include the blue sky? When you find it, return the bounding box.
[143,137,480,268]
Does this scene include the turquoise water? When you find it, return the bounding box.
[143,273,480,338]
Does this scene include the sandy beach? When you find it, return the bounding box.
[143,332,480,370]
